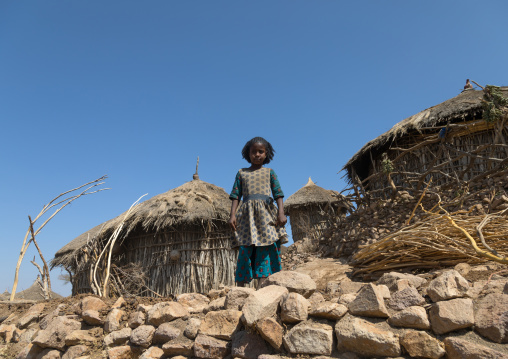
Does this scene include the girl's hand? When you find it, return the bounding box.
[228,215,237,231]
[276,213,287,227]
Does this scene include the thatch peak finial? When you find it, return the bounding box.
[304,177,315,187]
[193,157,200,180]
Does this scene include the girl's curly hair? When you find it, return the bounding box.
[241,137,275,164]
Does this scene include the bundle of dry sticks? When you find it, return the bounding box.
[351,203,508,279]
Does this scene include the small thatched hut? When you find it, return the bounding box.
[51,174,236,297]
[285,178,352,243]
[343,86,508,198]
[7,279,63,301]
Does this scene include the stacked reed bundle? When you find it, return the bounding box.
[351,204,508,279]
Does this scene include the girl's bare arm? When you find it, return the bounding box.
[228,199,239,231]
[275,197,287,227]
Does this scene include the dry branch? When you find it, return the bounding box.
[10,176,108,301]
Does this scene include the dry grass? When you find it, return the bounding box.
[352,204,508,279]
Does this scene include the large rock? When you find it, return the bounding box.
[206,296,226,312]
[0,324,16,343]
[40,304,66,330]
[32,316,82,350]
[427,270,469,302]
[388,306,430,329]
[81,296,107,312]
[467,279,507,299]
[388,286,425,311]
[147,302,189,326]
[82,309,103,325]
[327,277,364,296]
[338,293,357,306]
[444,337,507,359]
[348,283,389,318]
[177,293,210,313]
[400,330,445,359]
[18,328,38,344]
[162,337,194,357]
[256,317,283,351]
[18,303,45,329]
[309,301,348,320]
[377,272,427,291]
[139,346,164,359]
[130,325,156,348]
[184,317,201,339]
[474,293,508,343]
[199,309,243,340]
[293,257,351,290]
[153,322,181,343]
[104,308,125,333]
[62,344,89,359]
[64,329,96,346]
[232,330,272,359]
[104,327,132,347]
[261,271,316,298]
[283,321,334,355]
[224,287,255,310]
[112,296,126,309]
[429,298,474,335]
[334,315,401,357]
[128,311,145,329]
[242,285,288,327]
[281,292,310,323]
[107,345,142,359]
[307,291,325,308]
[193,334,231,359]
[13,343,44,359]
[35,349,62,359]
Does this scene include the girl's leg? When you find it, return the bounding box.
[257,277,267,289]
[235,245,254,286]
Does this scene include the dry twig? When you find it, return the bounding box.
[10,176,109,301]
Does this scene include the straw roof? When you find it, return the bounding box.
[12,280,63,301]
[285,178,351,214]
[343,87,508,183]
[0,290,10,300]
[51,177,231,268]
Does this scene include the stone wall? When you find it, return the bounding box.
[1,269,507,358]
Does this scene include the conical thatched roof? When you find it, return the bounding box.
[0,290,10,300]
[285,178,351,215]
[51,177,231,269]
[13,280,63,301]
[343,87,508,183]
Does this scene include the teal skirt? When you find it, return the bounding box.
[235,240,282,283]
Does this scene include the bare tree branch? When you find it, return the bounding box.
[10,176,108,301]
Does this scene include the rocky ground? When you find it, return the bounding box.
[1,259,507,359]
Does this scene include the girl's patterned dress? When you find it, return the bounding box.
[229,167,288,283]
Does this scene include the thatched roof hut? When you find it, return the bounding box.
[0,290,10,300]
[285,178,352,243]
[51,174,236,297]
[7,280,63,301]
[343,87,508,197]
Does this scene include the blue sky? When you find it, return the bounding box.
[1,1,507,297]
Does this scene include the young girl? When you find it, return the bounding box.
[228,137,288,287]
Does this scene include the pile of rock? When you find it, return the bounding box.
[1,269,507,358]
